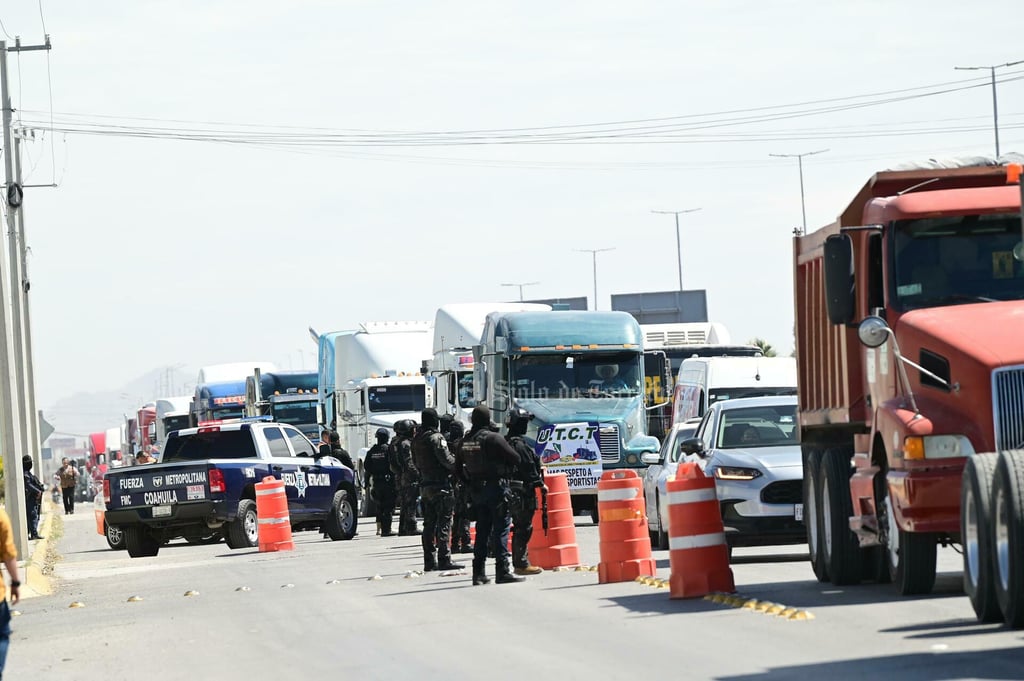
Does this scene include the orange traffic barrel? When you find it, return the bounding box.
[666,462,734,598]
[596,469,656,583]
[527,472,580,568]
[94,491,106,537]
[255,476,294,552]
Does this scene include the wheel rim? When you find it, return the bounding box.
[807,478,819,558]
[884,493,900,570]
[339,498,355,533]
[108,525,123,545]
[964,485,981,589]
[821,480,833,559]
[244,509,259,544]
[995,484,1010,592]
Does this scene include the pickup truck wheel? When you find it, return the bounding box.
[226,499,259,549]
[878,478,936,595]
[124,525,160,558]
[993,450,1024,628]
[804,451,828,583]
[105,521,126,551]
[820,447,863,585]
[326,489,357,540]
[962,453,1000,622]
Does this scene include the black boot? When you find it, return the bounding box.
[424,550,437,572]
[496,560,525,584]
[437,553,464,571]
[472,558,491,585]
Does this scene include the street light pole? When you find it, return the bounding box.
[769,149,828,235]
[500,281,540,302]
[652,208,701,290]
[575,248,614,310]
[954,60,1024,158]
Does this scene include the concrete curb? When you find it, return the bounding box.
[22,503,58,599]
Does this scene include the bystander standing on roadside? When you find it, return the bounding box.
[0,507,21,678]
[57,457,79,515]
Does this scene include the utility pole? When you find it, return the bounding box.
[769,149,828,235]
[500,281,539,302]
[652,208,701,290]
[954,60,1024,158]
[2,36,51,556]
[575,248,614,310]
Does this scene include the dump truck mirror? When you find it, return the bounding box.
[857,316,890,348]
[823,234,855,325]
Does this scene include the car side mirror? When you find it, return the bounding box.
[679,437,705,456]
[640,452,660,466]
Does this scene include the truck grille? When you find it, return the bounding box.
[760,480,802,505]
[993,365,1024,451]
[598,425,620,464]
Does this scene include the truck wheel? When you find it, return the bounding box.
[124,525,160,558]
[962,453,1000,622]
[993,450,1024,628]
[105,521,126,551]
[326,489,358,541]
[226,499,259,550]
[654,492,668,550]
[804,451,828,583]
[878,477,936,595]
[819,447,862,585]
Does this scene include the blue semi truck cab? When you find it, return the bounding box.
[473,310,659,516]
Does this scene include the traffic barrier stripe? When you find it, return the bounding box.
[258,517,289,526]
[599,507,642,523]
[668,532,727,551]
[597,487,640,502]
[665,488,717,505]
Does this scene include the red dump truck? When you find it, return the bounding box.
[794,160,1023,601]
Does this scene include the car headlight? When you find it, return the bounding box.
[714,466,762,481]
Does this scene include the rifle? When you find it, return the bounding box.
[540,483,549,536]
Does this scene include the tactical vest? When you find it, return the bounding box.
[508,435,542,486]
[461,430,508,482]
[412,430,448,485]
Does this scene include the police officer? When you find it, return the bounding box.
[389,419,421,536]
[412,408,463,572]
[328,430,355,470]
[446,420,473,553]
[505,408,545,575]
[364,428,396,536]
[454,405,525,585]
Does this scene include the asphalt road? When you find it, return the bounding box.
[7,508,1024,680]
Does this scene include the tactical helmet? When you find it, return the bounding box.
[447,420,465,439]
[506,407,534,436]
[375,427,390,442]
[394,419,416,437]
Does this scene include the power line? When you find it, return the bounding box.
[954,59,1024,156]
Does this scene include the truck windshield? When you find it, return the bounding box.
[509,351,642,399]
[163,415,191,433]
[271,401,318,426]
[367,385,426,413]
[892,213,1024,310]
[162,430,257,461]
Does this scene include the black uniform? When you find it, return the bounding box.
[364,429,396,536]
[506,430,543,572]
[22,455,45,540]
[328,431,355,470]
[446,421,472,553]
[389,422,420,536]
[455,405,524,585]
[412,409,462,571]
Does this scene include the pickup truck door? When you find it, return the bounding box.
[284,426,336,515]
[262,426,310,518]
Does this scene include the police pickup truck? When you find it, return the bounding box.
[103,421,359,558]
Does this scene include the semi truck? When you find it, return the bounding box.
[473,310,659,518]
[245,370,320,441]
[154,396,193,451]
[191,380,248,425]
[315,321,433,509]
[430,303,550,428]
[794,159,1024,599]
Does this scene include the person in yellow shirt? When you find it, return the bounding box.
[0,508,22,677]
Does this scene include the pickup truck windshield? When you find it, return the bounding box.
[162,430,258,462]
[893,213,1024,310]
[510,351,642,399]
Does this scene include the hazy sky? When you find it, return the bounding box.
[2,1,1023,423]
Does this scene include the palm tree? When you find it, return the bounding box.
[749,338,777,357]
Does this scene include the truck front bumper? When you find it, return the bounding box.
[887,463,966,535]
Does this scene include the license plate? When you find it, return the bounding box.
[153,505,172,518]
[794,503,804,522]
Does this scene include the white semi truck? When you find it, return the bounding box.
[430,303,550,428]
[315,321,433,514]
[154,396,193,452]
